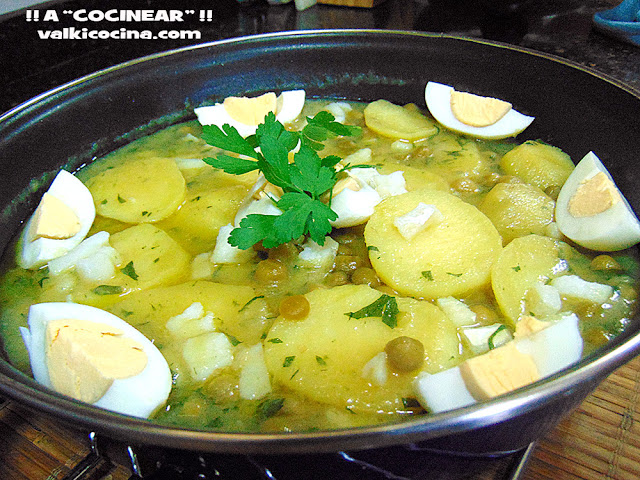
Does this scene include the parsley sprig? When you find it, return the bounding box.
[201,110,360,249]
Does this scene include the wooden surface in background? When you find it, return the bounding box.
[2,355,639,479]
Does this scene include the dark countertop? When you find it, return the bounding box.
[0,0,638,116]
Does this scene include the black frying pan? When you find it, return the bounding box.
[0,30,639,455]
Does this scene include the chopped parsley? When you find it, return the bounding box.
[238,295,265,312]
[283,356,296,367]
[120,261,139,281]
[256,398,285,420]
[316,356,327,366]
[346,294,400,329]
[421,270,434,281]
[201,111,360,249]
[92,285,124,296]
[488,325,508,350]
[267,338,283,344]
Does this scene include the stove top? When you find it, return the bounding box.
[64,430,535,480]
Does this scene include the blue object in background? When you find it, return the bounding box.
[593,0,640,46]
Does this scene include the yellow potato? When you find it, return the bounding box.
[263,284,461,414]
[364,100,438,141]
[110,280,271,344]
[87,156,186,223]
[365,190,502,299]
[157,169,253,254]
[500,141,574,198]
[426,134,491,183]
[377,163,450,192]
[110,280,271,387]
[491,234,564,325]
[110,224,190,290]
[479,182,555,244]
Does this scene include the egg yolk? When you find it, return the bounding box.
[568,171,621,217]
[450,90,512,127]
[223,92,278,126]
[459,342,540,400]
[46,319,147,403]
[28,193,81,241]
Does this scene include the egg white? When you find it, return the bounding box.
[424,82,535,140]
[18,170,96,270]
[555,151,640,251]
[20,302,172,418]
[195,89,306,137]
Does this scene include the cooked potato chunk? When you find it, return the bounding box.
[157,169,254,254]
[426,134,491,183]
[479,182,555,244]
[87,156,186,223]
[263,285,461,414]
[491,234,565,325]
[377,163,450,192]
[499,141,574,198]
[110,280,272,345]
[364,100,438,141]
[365,190,502,298]
[109,224,190,291]
[109,280,272,388]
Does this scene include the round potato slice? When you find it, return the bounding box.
[364,100,438,141]
[479,182,555,245]
[87,156,186,223]
[377,163,450,192]
[263,284,462,414]
[365,190,502,299]
[491,234,565,325]
[499,141,574,198]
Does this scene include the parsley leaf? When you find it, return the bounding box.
[201,123,260,160]
[201,109,359,249]
[204,154,259,175]
[302,110,361,150]
[92,285,124,296]
[120,261,139,281]
[346,294,400,329]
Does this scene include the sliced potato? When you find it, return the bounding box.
[364,100,438,141]
[365,190,502,299]
[157,169,253,254]
[479,182,555,244]
[500,141,574,198]
[377,163,450,192]
[491,234,566,325]
[110,280,271,345]
[87,156,186,223]
[426,134,491,183]
[263,284,461,414]
[110,280,271,388]
[110,224,190,290]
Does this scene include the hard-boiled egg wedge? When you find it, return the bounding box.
[194,90,306,137]
[413,313,582,413]
[20,302,171,418]
[18,170,96,270]
[425,82,534,139]
[556,151,640,251]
